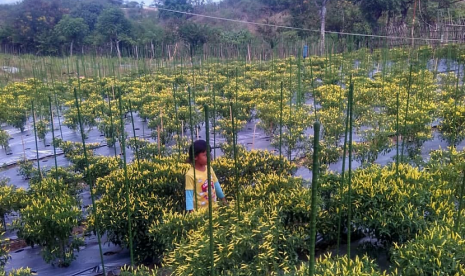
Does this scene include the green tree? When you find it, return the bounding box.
[55,15,89,57]
[70,2,105,31]
[154,0,193,19]
[178,22,216,59]
[0,131,9,153]
[11,0,63,54]
[96,8,133,59]
[35,120,49,146]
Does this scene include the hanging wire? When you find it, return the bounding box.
[156,7,457,42]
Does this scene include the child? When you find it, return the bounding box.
[185,140,227,212]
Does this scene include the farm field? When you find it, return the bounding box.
[1,44,465,275]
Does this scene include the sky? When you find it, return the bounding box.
[0,0,221,5]
[0,0,20,4]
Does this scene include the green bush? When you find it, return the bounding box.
[391,224,465,275]
[14,178,83,267]
[294,254,387,276]
[120,265,157,276]
[91,158,190,263]
[0,179,26,230]
[17,160,35,180]
[0,233,8,270]
[212,149,295,200]
[163,206,297,276]
[3,268,33,276]
[344,163,452,247]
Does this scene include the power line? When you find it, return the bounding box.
[155,7,460,42]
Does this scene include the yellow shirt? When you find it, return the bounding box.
[185,167,219,209]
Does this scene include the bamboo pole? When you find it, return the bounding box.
[230,102,240,219]
[336,90,350,255]
[31,101,41,180]
[308,121,320,276]
[129,100,140,165]
[188,86,198,210]
[346,79,354,271]
[49,97,58,179]
[204,105,215,276]
[117,94,135,266]
[73,88,106,276]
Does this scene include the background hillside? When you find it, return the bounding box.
[0,0,464,56]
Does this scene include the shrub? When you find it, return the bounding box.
[0,179,26,230]
[294,254,387,276]
[163,206,297,276]
[345,163,452,247]
[120,265,157,276]
[391,224,465,275]
[91,158,190,263]
[17,160,35,180]
[212,149,295,200]
[14,178,83,267]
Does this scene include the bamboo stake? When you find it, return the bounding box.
[336,89,350,255]
[188,86,198,210]
[308,121,320,276]
[49,97,58,180]
[157,125,161,156]
[279,82,284,161]
[129,100,140,165]
[204,105,215,276]
[117,95,135,266]
[252,123,257,150]
[31,101,41,180]
[230,102,240,219]
[73,88,106,276]
[108,90,117,157]
[346,79,354,271]
[401,65,413,161]
[455,171,465,232]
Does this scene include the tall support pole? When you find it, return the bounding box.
[31,101,41,180]
[118,94,135,266]
[73,88,106,276]
[204,105,215,276]
[308,121,320,276]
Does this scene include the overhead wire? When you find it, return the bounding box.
[155,6,460,42]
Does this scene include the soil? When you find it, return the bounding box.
[6,239,27,253]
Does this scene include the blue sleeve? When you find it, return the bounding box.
[214,181,225,199]
[186,190,194,211]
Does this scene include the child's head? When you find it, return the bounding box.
[187,140,210,165]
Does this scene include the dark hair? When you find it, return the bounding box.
[187,140,210,164]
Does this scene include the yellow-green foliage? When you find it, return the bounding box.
[120,265,157,276]
[163,206,296,276]
[294,254,388,276]
[345,163,455,246]
[0,179,26,227]
[157,174,321,275]
[92,158,190,263]
[0,233,8,270]
[212,149,295,199]
[3,268,33,276]
[391,224,465,275]
[15,178,82,267]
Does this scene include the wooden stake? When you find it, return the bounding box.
[157,125,161,155]
[252,123,257,150]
